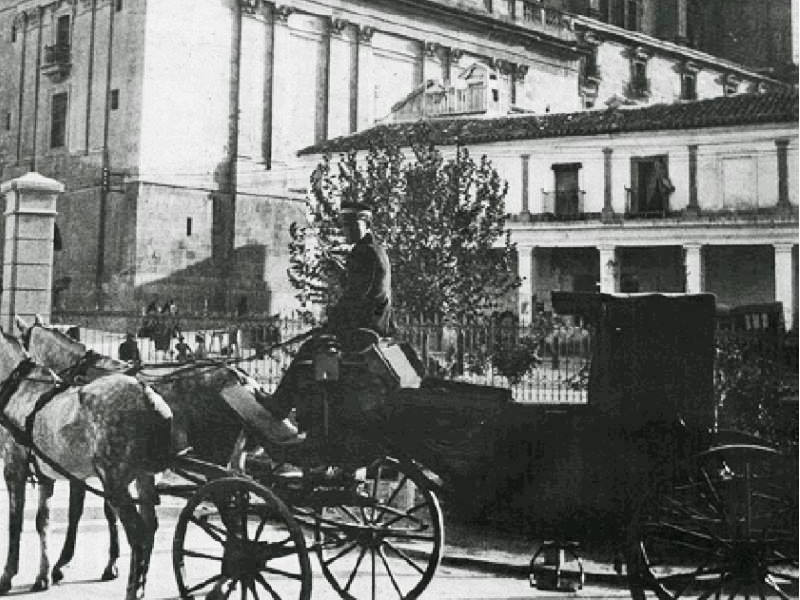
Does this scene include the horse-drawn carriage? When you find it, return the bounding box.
[0,292,797,600]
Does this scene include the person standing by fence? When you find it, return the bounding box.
[118,332,141,365]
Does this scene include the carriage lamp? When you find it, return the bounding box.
[313,336,340,382]
[528,540,584,593]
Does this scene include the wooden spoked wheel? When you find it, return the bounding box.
[312,456,444,600]
[173,477,312,600]
[628,444,798,599]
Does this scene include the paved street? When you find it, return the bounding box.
[0,480,632,600]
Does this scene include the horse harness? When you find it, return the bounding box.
[0,358,119,500]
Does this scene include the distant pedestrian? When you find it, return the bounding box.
[194,334,207,360]
[118,332,141,364]
[175,336,193,363]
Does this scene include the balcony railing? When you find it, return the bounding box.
[625,187,672,218]
[425,85,486,116]
[541,190,586,219]
[42,43,71,80]
[481,0,576,42]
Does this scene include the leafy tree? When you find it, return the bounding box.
[288,138,520,323]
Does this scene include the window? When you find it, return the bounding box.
[50,92,68,148]
[629,155,673,216]
[186,218,192,236]
[628,59,649,97]
[55,14,70,48]
[582,48,599,81]
[116,0,123,11]
[552,163,582,217]
[681,72,697,100]
[11,24,16,43]
[4,111,10,131]
[110,89,119,110]
[484,0,493,12]
[724,74,740,96]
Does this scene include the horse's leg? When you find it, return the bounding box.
[106,483,147,600]
[51,481,85,583]
[0,462,27,595]
[134,475,159,595]
[31,477,54,592]
[100,499,120,581]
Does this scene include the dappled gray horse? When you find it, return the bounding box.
[0,327,172,600]
[16,316,289,585]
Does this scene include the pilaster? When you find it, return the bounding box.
[775,138,792,212]
[684,144,699,217]
[356,25,375,131]
[0,172,62,331]
[270,5,294,165]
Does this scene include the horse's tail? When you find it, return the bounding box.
[141,384,174,472]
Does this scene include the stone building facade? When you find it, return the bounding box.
[0,0,786,314]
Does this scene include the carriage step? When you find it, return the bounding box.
[529,541,584,592]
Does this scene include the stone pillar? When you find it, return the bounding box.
[520,153,530,216]
[0,172,61,332]
[776,138,791,212]
[598,245,619,293]
[602,147,614,223]
[683,243,704,294]
[774,243,795,327]
[270,6,294,165]
[356,26,375,131]
[518,246,534,318]
[685,144,699,217]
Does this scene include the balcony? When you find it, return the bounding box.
[541,190,587,220]
[391,82,487,122]
[485,0,578,43]
[41,43,71,81]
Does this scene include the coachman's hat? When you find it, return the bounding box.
[340,201,372,220]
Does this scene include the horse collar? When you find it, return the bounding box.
[0,358,38,415]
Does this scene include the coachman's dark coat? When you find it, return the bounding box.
[330,233,393,337]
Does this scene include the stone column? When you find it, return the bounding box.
[520,153,530,216]
[0,172,62,331]
[684,243,704,294]
[356,26,375,131]
[602,147,614,223]
[774,243,795,327]
[776,138,791,212]
[518,246,534,318]
[598,245,619,293]
[684,144,699,217]
[270,6,294,165]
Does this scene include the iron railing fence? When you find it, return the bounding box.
[50,310,591,404]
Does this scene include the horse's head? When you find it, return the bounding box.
[0,325,30,381]
[14,314,85,372]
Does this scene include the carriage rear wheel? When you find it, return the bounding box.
[627,443,798,600]
[173,477,312,600]
[311,456,444,600]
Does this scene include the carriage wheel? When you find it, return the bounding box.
[627,444,798,600]
[312,456,443,600]
[173,477,311,600]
